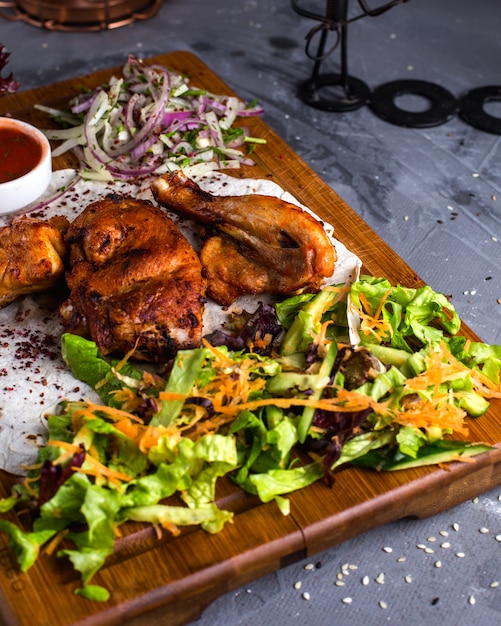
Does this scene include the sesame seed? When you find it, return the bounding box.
[435,561,442,568]
[383,546,393,553]
[403,215,409,221]
[468,595,476,605]
[335,580,345,587]
[490,581,500,588]
[376,573,385,584]
[341,562,350,571]
[397,556,407,563]
[472,172,480,177]
[440,530,449,537]
[405,575,412,583]
[453,523,460,532]
[473,497,479,503]
[479,527,489,534]
[362,576,370,586]
[304,563,315,570]
[441,542,451,549]
[456,552,466,558]
[417,543,427,550]
[493,236,499,242]
[495,535,501,542]
[447,205,454,210]
[379,600,388,609]
[302,592,311,601]
[294,581,302,590]
[348,564,358,571]
[428,536,437,542]
[337,572,343,580]
[424,547,435,554]
[342,597,352,604]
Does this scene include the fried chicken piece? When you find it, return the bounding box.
[0,216,68,308]
[151,171,336,306]
[60,195,205,362]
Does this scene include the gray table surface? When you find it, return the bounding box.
[1,0,501,624]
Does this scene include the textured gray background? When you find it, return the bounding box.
[1,1,501,624]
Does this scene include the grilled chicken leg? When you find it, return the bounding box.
[151,171,336,306]
[0,216,68,308]
[60,195,205,362]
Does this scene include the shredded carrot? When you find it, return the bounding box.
[374,287,393,321]
[94,337,141,391]
[357,292,373,316]
[161,519,181,536]
[247,331,273,352]
[137,426,163,454]
[332,387,392,415]
[109,387,144,412]
[21,462,43,472]
[185,412,237,438]
[152,523,163,540]
[43,529,69,556]
[406,341,501,399]
[137,424,181,454]
[47,439,81,452]
[201,339,234,368]
[314,320,333,350]
[392,395,469,435]
[22,475,39,497]
[352,289,394,343]
[47,440,82,465]
[117,336,141,371]
[390,341,501,435]
[158,392,189,402]
[112,418,141,442]
[194,355,267,412]
[143,370,160,386]
[77,454,134,485]
[81,401,145,423]
[209,393,386,417]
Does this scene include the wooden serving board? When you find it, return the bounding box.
[0,51,500,626]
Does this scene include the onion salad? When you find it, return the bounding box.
[35,55,265,181]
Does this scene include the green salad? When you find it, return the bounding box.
[0,276,499,601]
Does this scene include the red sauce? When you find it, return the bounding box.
[0,127,43,183]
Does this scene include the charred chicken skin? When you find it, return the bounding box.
[0,216,68,308]
[151,171,336,306]
[59,195,205,362]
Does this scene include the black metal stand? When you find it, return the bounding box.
[369,80,458,128]
[459,86,501,135]
[292,0,408,112]
[292,0,501,134]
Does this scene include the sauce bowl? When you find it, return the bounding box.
[0,117,52,215]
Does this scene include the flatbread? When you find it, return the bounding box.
[0,170,361,475]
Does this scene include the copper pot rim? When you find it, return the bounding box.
[0,0,163,30]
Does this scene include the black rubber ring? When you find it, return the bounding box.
[299,73,371,112]
[369,80,458,128]
[458,86,501,135]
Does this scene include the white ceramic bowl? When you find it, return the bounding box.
[0,117,52,215]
